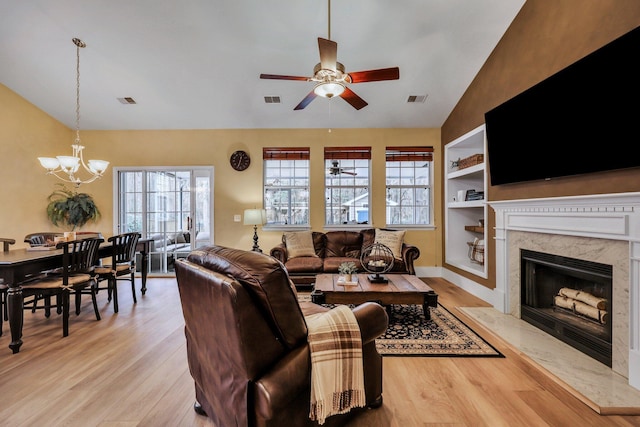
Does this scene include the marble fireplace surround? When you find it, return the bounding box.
[490,192,640,391]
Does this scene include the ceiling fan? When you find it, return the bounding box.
[327,160,357,176]
[259,0,399,111]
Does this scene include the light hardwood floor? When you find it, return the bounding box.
[1,276,639,426]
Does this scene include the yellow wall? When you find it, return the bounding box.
[0,84,73,244]
[0,83,442,269]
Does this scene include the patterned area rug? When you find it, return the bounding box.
[377,304,503,357]
[299,293,502,357]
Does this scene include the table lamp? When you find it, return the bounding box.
[244,208,267,252]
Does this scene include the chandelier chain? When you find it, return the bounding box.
[75,40,81,144]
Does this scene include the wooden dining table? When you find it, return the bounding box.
[0,239,150,354]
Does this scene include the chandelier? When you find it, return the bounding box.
[38,38,109,187]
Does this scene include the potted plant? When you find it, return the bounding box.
[46,184,101,231]
[338,261,358,282]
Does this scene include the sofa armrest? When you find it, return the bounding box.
[270,243,288,264]
[401,244,420,275]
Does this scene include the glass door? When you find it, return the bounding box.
[115,167,214,275]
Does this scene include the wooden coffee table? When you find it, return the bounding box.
[311,273,438,319]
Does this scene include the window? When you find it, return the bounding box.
[263,147,310,226]
[385,146,433,226]
[325,146,371,226]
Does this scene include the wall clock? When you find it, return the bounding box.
[230,150,250,171]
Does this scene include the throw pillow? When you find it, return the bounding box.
[284,231,318,259]
[373,229,405,260]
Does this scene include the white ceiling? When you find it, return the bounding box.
[0,0,524,131]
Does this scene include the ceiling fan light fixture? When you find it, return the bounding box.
[314,81,345,98]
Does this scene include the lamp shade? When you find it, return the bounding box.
[244,209,266,225]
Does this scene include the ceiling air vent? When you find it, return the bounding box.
[264,96,281,104]
[407,95,427,103]
[117,97,137,105]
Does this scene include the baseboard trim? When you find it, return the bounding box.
[416,266,498,308]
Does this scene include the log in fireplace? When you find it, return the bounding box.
[520,249,612,367]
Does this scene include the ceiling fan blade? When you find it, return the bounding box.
[318,37,337,72]
[340,87,368,110]
[348,67,400,83]
[341,171,358,176]
[260,74,309,81]
[294,90,318,110]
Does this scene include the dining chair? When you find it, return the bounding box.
[0,238,16,336]
[91,232,141,313]
[20,237,104,337]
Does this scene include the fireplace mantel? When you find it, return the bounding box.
[489,192,640,390]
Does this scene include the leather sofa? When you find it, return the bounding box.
[270,228,420,289]
[175,245,389,427]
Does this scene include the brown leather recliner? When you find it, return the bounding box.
[175,245,389,427]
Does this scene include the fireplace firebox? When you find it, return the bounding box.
[520,249,612,367]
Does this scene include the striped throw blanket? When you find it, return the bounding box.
[306,305,365,425]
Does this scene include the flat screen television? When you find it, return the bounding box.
[485,25,640,186]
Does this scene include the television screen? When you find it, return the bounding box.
[485,25,640,186]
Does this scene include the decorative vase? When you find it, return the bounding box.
[345,273,352,282]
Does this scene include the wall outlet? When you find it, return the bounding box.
[233,214,241,222]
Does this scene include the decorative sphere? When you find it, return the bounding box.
[360,243,394,275]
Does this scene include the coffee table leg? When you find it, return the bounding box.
[422,303,431,320]
[310,289,325,305]
[423,291,438,320]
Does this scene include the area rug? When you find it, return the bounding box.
[299,293,502,357]
[376,304,503,357]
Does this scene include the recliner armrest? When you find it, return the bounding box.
[352,302,389,345]
[254,301,388,420]
[253,345,310,420]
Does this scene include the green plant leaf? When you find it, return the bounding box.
[45,184,101,231]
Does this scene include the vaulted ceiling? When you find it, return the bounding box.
[0,1,525,130]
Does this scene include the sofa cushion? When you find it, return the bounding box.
[284,231,318,259]
[187,245,307,349]
[285,256,324,274]
[323,256,363,273]
[325,231,363,257]
[373,228,406,260]
[173,231,187,244]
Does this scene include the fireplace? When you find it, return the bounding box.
[489,192,640,391]
[520,249,612,366]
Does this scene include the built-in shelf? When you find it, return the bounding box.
[447,163,484,179]
[444,124,488,279]
[448,200,485,208]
